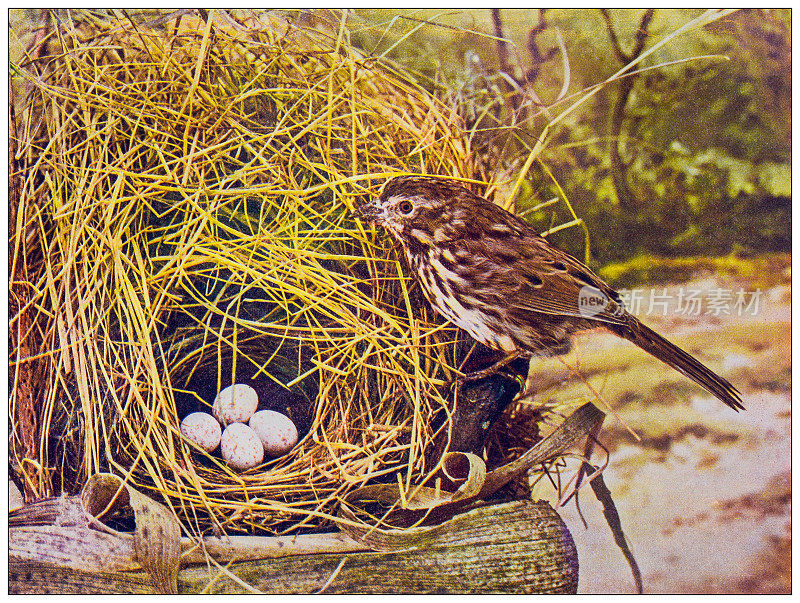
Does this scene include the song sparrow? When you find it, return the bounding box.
[359,175,743,411]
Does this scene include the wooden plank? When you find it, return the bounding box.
[9,499,578,594]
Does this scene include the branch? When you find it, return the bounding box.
[601,9,655,211]
[490,9,520,112]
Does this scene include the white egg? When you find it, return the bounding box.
[220,423,264,470]
[249,410,299,456]
[212,383,258,426]
[180,412,222,452]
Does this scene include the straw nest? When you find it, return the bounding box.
[10,11,542,535]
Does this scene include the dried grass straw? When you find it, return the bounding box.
[10,10,500,535]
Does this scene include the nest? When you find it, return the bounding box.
[11,10,550,536]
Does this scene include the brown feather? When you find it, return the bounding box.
[362,176,744,411]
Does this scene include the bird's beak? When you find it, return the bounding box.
[356,198,381,224]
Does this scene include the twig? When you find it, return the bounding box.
[586,464,643,594]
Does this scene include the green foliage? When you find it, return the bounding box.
[344,9,791,266]
[597,252,791,289]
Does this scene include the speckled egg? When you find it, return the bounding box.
[180,412,222,452]
[212,383,258,426]
[249,410,299,456]
[220,423,264,470]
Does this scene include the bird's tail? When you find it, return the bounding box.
[619,318,744,411]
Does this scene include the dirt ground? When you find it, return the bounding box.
[529,272,791,593]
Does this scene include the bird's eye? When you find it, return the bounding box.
[398,200,414,215]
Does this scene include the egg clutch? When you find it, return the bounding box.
[180,384,300,471]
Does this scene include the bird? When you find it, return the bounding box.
[358,175,744,411]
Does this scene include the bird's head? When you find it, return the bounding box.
[358,176,476,247]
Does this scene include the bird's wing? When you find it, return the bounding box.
[514,242,629,326]
[514,269,628,325]
[461,231,629,326]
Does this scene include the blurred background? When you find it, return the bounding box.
[9,8,790,593]
[339,8,790,265]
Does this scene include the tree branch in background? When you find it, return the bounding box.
[525,9,559,85]
[491,9,561,121]
[490,9,520,113]
[600,8,655,212]
[490,9,511,74]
